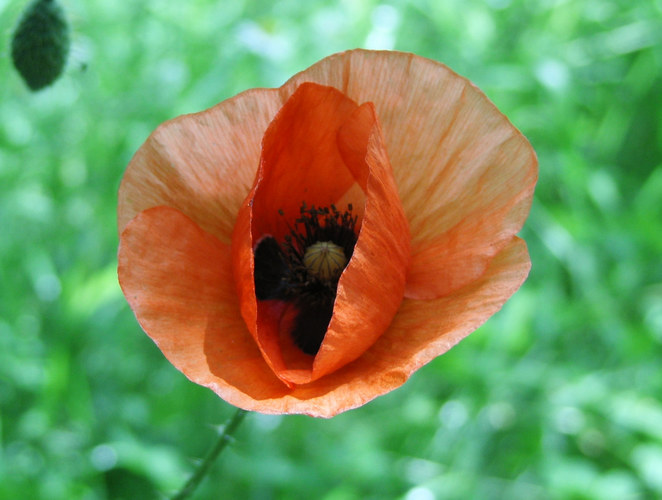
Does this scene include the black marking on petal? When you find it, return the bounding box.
[290,297,335,356]
[253,235,289,300]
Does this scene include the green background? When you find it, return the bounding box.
[1,0,661,498]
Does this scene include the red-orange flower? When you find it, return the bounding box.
[118,50,537,417]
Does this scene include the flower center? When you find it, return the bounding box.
[253,203,358,355]
[303,241,347,280]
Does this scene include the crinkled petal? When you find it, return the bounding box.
[118,88,282,242]
[313,102,410,380]
[282,50,538,299]
[251,82,359,239]
[118,206,288,406]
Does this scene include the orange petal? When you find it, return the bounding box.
[232,83,362,386]
[118,206,291,408]
[372,236,530,375]
[281,50,538,299]
[404,183,535,299]
[118,88,282,242]
[312,102,410,380]
[251,82,359,240]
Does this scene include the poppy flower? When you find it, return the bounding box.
[118,50,537,418]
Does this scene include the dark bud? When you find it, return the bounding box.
[11,0,71,91]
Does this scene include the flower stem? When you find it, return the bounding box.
[171,408,248,500]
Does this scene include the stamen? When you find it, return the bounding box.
[253,202,359,355]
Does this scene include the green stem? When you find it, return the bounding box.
[171,408,248,500]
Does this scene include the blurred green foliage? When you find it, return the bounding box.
[1,0,661,498]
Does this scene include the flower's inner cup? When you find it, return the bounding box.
[253,202,358,355]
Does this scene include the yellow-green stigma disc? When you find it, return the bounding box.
[303,241,347,281]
